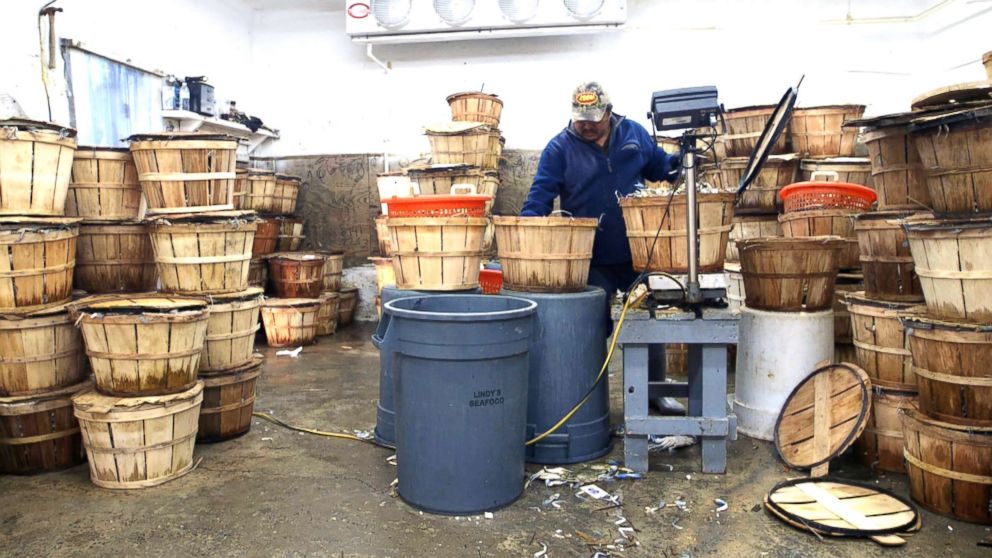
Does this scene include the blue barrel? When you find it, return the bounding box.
[503,287,612,464]
[385,294,536,515]
[373,286,478,446]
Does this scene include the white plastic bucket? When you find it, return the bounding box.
[376,173,415,214]
[733,307,834,441]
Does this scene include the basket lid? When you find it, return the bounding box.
[145,209,258,223]
[242,168,275,177]
[405,163,479,175]
[446,91,503,105]
[737,235,846,250]
[901,313,992,333]
[775,362,872,470]
[909,103,992,133]
[765,478,919,538]
[902,216,992,233]
[423,121,490,135]
[902,406,992,434]
[72,380,204,413]
[0,300,74,321]
[75,145,130,153]
[201,356,263,385]
[799,157,870,168]
[844,291,926,312]
[0,118,77,137]
[910,81,992,111]
[127,131,237,142]
[268,252,329,262]
[492,215,598,228]
[70,294,209,314]
[275,174,301,182]
[0,216,82,230]
[262,298,322,308]
[843,102,985,130]
[206,287,265,303]
[0,378,93,410]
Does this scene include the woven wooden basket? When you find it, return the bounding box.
[268,253,328,299]
[252,217,280,257]
[902,408,992,524]
[233,168,276,212]
[73,382,203,489]
[198,357,261,443]
[273,174,301,215]
[0,218,79,315]
[425,122,502,171]
[494,216,597,293]
[0,121,76,216]
[387,217,488,290]
[905,219,992,322]
[68,146,144,220]
[905,316,992,427]
[854,211,925,302]
[912,108,992,216]
[447,92,503,127]
[0,304,87,397]
[276,217,305,251]
[72,295,209,396]
[0,379,89,474]
[317,251,344,292]
[338,287,358,326]
[620,193,735,273]
[863,126,930,210]
[791,105,865,157]
[129,133,238,215]
[261,298,321,347]
[800,158,874,189]
[847,292,924,392]
[317,291,340,336]
[201,288,263,374]
[779,209,861,270]
[148,213,256,295]
[375,216,392,256]
[854,389,917,474]
[721,155,798,211]
[721,105,789,157]
[75,222,157,294]
[726,213,781,263]
[737,236,845,311]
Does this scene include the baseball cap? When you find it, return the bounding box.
[571,81,611,122]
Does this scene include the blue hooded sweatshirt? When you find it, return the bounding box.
[520,114,680,266]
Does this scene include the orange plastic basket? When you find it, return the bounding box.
[479,269,503,294]
[383,194,491,217]
[779,182,877,213]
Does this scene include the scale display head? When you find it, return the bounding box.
[649,86,720,131]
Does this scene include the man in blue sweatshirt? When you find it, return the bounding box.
[520,81,684,415]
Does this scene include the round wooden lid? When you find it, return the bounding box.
[70,294,209,314]
[73,381,204,413]
[423,121,489,135]
[262,298,321,308]
[764,478,919,540]
[774,362,872,469]
[206,287,265,303]
[911,81,992,111]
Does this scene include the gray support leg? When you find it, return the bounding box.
[701,344,728,474]
[623,344,649,474]
[687,344,703,418]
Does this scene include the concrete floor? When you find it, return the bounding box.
[1,322,989,557]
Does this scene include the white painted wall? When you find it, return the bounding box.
[246,0,992,157]
[0,0,253,129]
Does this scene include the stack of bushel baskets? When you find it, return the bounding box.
[370,91,504,448]
[0,119,88,477]
[231,163,354,347]
[896,100,992,525]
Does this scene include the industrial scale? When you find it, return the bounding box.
[616,85,798,473]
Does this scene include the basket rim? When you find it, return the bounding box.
[492,215,598,227]
[0,378,93,408]
[901,406,992,434]
[127,132,237,142]
[619,192,737,206]
[844,291,926,312]
[262,298,322,308]
[268,252,330,263]
[69,293,209,314]
[446,91,503,105]
[794,104,867,112]
[901,314,992,333]
[72,380,204,411]
[0,118,77,136]
[903,217,992,233]
[205,287,265,303]
[737,235,846,249]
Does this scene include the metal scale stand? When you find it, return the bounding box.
[617,85,798,474]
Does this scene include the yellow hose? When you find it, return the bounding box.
[252,411,393,449]
[525,285,648,446]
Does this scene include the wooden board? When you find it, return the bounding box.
[765,478,919,546]
[775,362,872,469]
[911,81,992,111]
